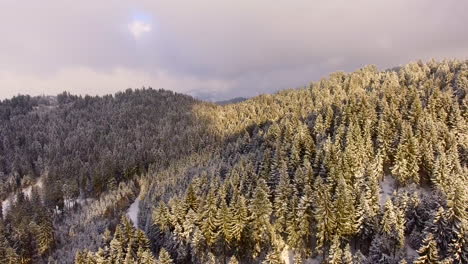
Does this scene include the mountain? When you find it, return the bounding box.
[215,97,248,105]
[0,60,467,264]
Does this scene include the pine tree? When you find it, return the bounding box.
[137,248,157,264]
[274,163,294,236]
[395,205,406,248]
[334,176,357,237]
[249,178,273,255]
[109,227,125,263]
[446,227,468,264]
[200,190,220,246]
[288,184,314,257]
[185,184,199,212]
[227,195,248,243]
[392,123,420,185]
[263,247,283,264]
[314,177,336,254]
[181,208,197,241]
[228,255,240,264]
[381,200,397,236]
[153,202,173,232]
[415,233,440,264]
[75,251,88,264]
[95,247,110,264]
[217,199,232,243]
[37,216,55,256]
[342,244,353,264]
[328,236,343,264]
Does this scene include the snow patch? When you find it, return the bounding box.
[23,178,43,198]
[127,198,140,228]
[64,198,94,209]
[379,175,396,207]
[281,248,294,264]
[405,242,419,260]
[280,247,321,264]
[304,257,321,264]
[2,178,43,217]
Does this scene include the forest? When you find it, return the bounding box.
[0,60,466,263]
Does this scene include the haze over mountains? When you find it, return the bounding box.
[1,1,468,100]
[0,60,466,263]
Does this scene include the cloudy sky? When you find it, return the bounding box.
[0,0,467,100]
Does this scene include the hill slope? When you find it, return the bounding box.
[0,60,467,264]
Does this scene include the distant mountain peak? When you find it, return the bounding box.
[215,97,248,105]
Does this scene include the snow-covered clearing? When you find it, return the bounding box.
[127,197,140,228]
[379,175,396,207]
[2,178,43,216]
[405,241,419,261]
[281,247,321,264]
[64,198,94,209]
[281,248,294,264]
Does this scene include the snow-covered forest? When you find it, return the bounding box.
[0,60,466,263]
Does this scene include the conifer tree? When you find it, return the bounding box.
[342,244,353,264]
[446,228,468,264]
[153,202,173,232]
[158,248,173,264]
[227,195,248,243]
[95,247,110,264]
[414,233,440,264]
[228,255,240,264]
[137,248,157,264]
[382,200,397,236]
[181,208,197,241]
[201,190,220,246]
[314,177,336,254]
[392,122,420,185]
[328,236,343,264]
[109,227,125,263]
[263,247,283,264]
[334,176,357,237]
[274,162,294,236]
[249,179,273,255]
[37,216,55,256]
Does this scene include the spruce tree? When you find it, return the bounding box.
[314,177,336,254]
[249,179,273,255]
[227,195,248,243]
[274,163,294,236]
[414,233,440,264]
[328,236,343,264]
[200,190,220,246]
[262,248,283,264]
[342,244,353,264]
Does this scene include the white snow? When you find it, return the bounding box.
[405,242,419,260]
[64,197,94,209]
[281,247,321,264]
[379,175,396,207]
[23,178,43,198]
[281,248,294,264]
[127,198,140,228]
[2,178,43,217]
[304,257,321,264]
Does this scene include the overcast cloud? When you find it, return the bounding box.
[0,0,467,100]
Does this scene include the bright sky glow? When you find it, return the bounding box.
[128,20,151,39]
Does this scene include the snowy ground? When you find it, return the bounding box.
[64,198,94,209]
[127,198,140,228]
[379,175,396,207]
[2,178,43,216]
[281,248,320,264]
[405,241,419,261]
[281,248,294,264]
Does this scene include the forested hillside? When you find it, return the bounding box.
[0,60,467,263]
